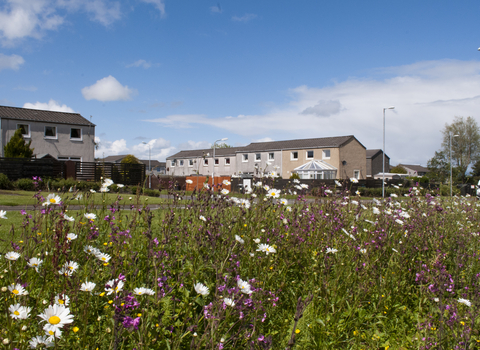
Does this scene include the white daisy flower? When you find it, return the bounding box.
[360,249,367,254]
[8,283,27,296]
[117,184,124,188]
[43,194,62,206]
[99,186,109,193]
[372,207,380,215]
[45,327,62,340]
[84,245,100,255]
[224,298,235,307]
[279,198,288,205]
[199,215,206,222]
[286,206,292,212]
[194,282,209,296]
[335,180,342,187]
[38,304,74,333]
[63,261,79,273]
[239,199,251,209]
[28,257,43,272]
[29,335,54,349]
[237,278,253,294]
[0,210,7,219]
[458,298,471,307]
[349,178,359,183]
[96,253,111,263]
[326,247,338,254]
[80,281,96,293]
[58,267,73,277]
[266,188,280,198]
[222,179,231,186]
[133,287,155,296]
[263,185,270,191]
[395,219,404,225]
[235,235,245,244]
[9,303,31,319]
[103,178,114,187]
[63,214,74,222]
[221,188,230,195]
[84,213,96,221]
[300,183,308,189]
[105,279,124,295]
[66,233,77,242]
[253,238,261,243]
[5,251,20,261]
[54,294,70,306]
[90,189,96,193]
[203,183,210,190]
[186,179,193,184]
[256,243,276,255]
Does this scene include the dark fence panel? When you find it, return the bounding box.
[75,162,146,186]
[0,158,65,181]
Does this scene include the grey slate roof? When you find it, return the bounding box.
[398,164,429,173]
[239,135,363,152]
[366,149,389,159]
[0,105,95,126]
[168,146,246,159]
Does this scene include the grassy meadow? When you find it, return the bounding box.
[0,178,479,349]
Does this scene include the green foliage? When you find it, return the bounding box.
[0,173,12,189]
[3,128,34,158]
[427,150,450,183]
[390,165,407,174]
[121,154,141,164]
[14,178,35,191]
[289,173,300,180]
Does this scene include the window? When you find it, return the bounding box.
[189,159,194,167]
[58,156,81,161]
[179,160,184,166]
[225,158,231,165]
[291,151,298,160]
[215,158,219,165]
[268,153,274,160]
[306,150,314,159]
[70,128,82,140]
[17,124,30,138]
[255,153,261,161]
[323,150,331,159]
[204,159,208,165]
[243,154,248,162]
[44,126,57,139]
[171,159,176,167]
[353,170,360,179]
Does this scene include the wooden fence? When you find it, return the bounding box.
[0,157,65,181]
[73,162,145,186]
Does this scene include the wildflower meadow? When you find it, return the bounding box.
[1,177,480,349]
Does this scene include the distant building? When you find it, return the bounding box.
[0,105,95,162]
[98,155,165,175]
[366,149,390,178]
[397,164,429,177]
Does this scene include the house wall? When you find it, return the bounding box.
[370,154,389,177]
[338,139,367,179]
[167,155,238,177]
[235,151,282,176]
[2,119,95,162]
[281,147,339,178]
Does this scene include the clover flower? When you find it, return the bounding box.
[194,283,209,296]
[5,251,20,260]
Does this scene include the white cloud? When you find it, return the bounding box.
[140,0,165,17]
[177,140,211,150]
[0,53,24,71]
[23,99,74,112]
[95,136,175,160]
[301,100,342,117]
[56,0,121,26]
[232,13,257,22]
[94,136,128,157]
[82,75,136,102]
[143,59,480,165]
[126,59,152,69]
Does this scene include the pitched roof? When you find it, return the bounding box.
[293,159,337,171]
[99,155,127,163]
[139,159,165,167]
[239,135,363,152]
[366,149,389,159]
[398,164,429,173]
[167,146,246,159]
[0,105,95,126]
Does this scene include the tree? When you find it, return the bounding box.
[440,116,480,182]
[121,154,141,164]
[3,128,34,158]
[427,150,450,183]
[390,165,407,174]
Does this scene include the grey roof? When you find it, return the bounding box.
[366,149,389,159]
[140,159,165,167]
[0,105,95,126]
[167,146,246,159]
[239,135,363,152]
[98,155,127,163]
[398,164,429,172]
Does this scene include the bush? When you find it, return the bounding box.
[0,173,12,190]
[14,178,35,191]
[144,188,161,197]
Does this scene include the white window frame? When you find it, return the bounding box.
[70,127,82,141]
[188,159,194,167]
[225,157,231,165]
[353,170,360,179]
[291,151,298,160]
[214,158,219,166]
[242,154,249,162]
[179,160,184,166]
[268,153,274,160]
[17,124,30,138]
[171,159,176,167]
[44,126,57,139]
[255,153,261,162]
[323,149,331,159]
[306,150,314,159]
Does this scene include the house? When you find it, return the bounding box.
[99,155,166,175]
[366,149,390,177]
[0,105,95,162]
[166,135,368,180]
[397,164,429,177]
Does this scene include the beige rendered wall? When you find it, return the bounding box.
[338,139,367,179]
[281,147,340,178]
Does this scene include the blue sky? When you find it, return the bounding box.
[1,0,480,166]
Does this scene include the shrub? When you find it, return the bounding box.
[0,173,12,190]
[14,178,35,191]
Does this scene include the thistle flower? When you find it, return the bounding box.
[194,283,209,296]
[5,251,20,260]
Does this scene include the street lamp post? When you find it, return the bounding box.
[142,142,151,189]
[382,106,395,198]
[450,133,459,197]
[212,137,228,190]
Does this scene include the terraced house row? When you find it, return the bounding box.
[166,135,387,180]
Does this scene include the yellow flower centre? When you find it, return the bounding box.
[101,257,107,261]
[69,266,74,270]
[138,292,142,295]
[14,311,19,315]
[50,198,56,203]
[12,289,19,294]
[49,330,54,335]
[49,316,61,324]
[32,263,38,266]
[58,299,64,304]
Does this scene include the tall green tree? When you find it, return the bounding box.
[390,165,407,174]
[427,150,451,183]
[3,128,34,158]
[439,116,480,182]
[121,154,141,164]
